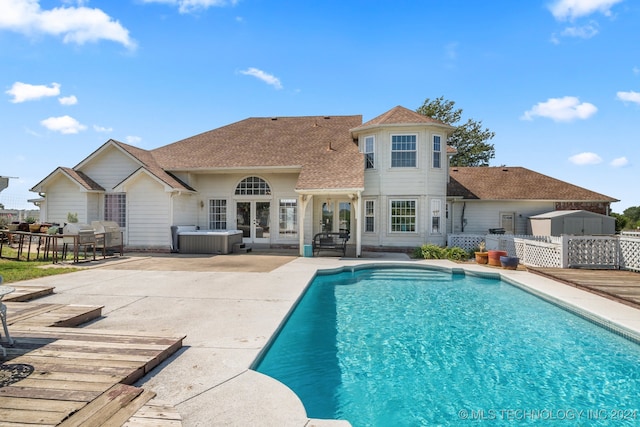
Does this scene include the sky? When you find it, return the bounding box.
[0,0,638,213]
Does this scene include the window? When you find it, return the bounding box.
[431,199,442,234]
[364,136,375,169]
[365,200,375,232]
[339,202,351,233]
[105,193,126,227]
[433,135,441,168]
[390,200,416,232]
[391,135,417,167]
[209,199,227,230]
[235,176,271,195]
[279,199,297,237]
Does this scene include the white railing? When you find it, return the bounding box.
[447,232,640,272]
[620,233,640,272]
[514,237,563,268]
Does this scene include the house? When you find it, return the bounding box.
[31,106,619,256]
[447,166,618,235]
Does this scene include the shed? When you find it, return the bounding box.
[528,210,615,236]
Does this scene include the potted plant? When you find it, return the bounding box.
[500,255,520,270]
[26,216,40,233]
[488,250,508,266]
[475,241,489,264]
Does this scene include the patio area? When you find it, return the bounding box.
[1,251,639,426]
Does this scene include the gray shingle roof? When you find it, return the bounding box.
[447,166,618,202]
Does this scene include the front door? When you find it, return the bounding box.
[236,201,271,243]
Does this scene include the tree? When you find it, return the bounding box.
[417,96,496,167]
[611,212,627,232]
[620,206,640,230]
[623,206,640,223]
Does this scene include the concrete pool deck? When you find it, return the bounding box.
[15,252,640,426]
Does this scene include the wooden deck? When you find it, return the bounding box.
[528,267,640,308]
[1,286,185,426]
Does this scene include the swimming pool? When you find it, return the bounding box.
[255,265,640,426]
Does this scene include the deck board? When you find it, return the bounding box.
[0,285,185,426]
[5,303,103,328]
[528,267,640,308]
[3,286,55,302]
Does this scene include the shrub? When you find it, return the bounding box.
[420,244,445,259]
[415,244,470,261]
[444,246,470,261]
[411,246,424,259]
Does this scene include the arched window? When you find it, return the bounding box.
[235,177,271,195]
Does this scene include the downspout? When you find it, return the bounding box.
[461,202,466,232]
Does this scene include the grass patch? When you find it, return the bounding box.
[0,259,78,283]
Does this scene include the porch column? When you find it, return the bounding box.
[298,194,313,256]
[354,191,362,257]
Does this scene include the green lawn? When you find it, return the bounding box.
[0,246,78,283]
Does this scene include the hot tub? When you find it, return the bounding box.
[175,228,243,254]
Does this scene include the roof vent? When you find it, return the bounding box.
[324,116,331,119]
[271,117,278,121]
[502,167,509,171]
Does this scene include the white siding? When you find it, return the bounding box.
[172,193,197,226]
[44,175,89,225]
[191,171,300,244]
[448,200,556,235]
[81,146,140,191]
[87,193,100,222]
[126,174,172,250]
[358,125,448,247]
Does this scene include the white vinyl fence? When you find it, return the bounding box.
[447,232,640,272]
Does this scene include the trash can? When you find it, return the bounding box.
[303,244,313,257]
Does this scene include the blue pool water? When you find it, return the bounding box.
[255,266,640,426]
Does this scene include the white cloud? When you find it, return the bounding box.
[444,42,458,60]
[40,115,87,134]
[560,21,599,38]
[0,0,136,49]
[521,96,597,122]
[93,124,112,132]
[59,95,78,105]
[633,66,640,75]
[141,0,238,14]
[126,135,142,144]
[549,0,623,21]
[616,90,640,105]
[6,81,60,103]
[239,67,283,90]
[610,157,629,167]
[569,152,602,165]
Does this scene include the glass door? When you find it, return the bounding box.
[236,201,270,243]
[255,201,270,242]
